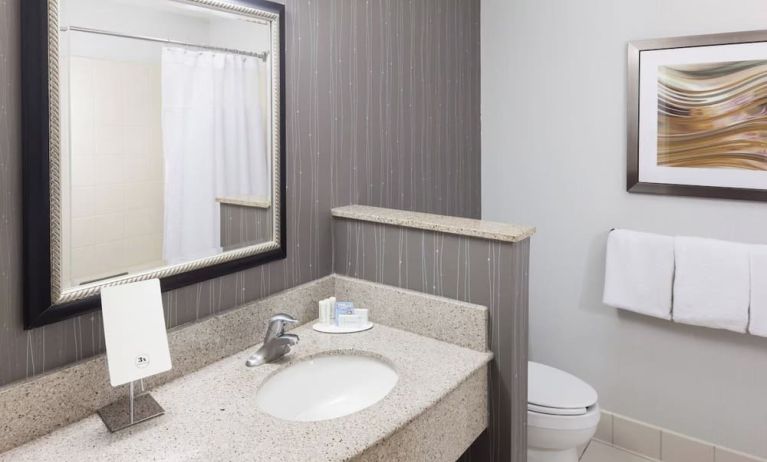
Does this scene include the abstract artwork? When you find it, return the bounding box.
[628,31,767,201]
[658,61,767,170]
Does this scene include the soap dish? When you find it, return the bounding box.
[313,322,374,334]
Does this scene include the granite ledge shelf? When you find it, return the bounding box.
[216,196,271,208]
[331,205,536,243]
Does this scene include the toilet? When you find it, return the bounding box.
[527,362,600,462]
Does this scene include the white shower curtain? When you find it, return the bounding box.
[162,47,269,265]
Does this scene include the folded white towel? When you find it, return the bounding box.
[749,245,767,337]
[673,236,750,333]
[603,229,675,320]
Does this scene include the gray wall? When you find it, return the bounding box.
[481,0,767,457]
[333,218,529,462]
[220,205,273,251]
[0,0,481,387]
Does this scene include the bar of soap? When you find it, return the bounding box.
[337,314,363,328]
[353,308,369,324]
[334,301,355,325]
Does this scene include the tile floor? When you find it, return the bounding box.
[581,440,657,462]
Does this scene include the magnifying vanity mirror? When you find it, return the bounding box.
[21,0,286,327]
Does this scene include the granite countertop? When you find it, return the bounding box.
[0,323,491,462]
[331,205,536,243]
[216,196,272,208]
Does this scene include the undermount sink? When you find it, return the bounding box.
[254,354,398,422]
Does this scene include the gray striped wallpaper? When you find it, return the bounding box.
[0,0,481,387]
[333,218,529,462]
[220,205,273,251]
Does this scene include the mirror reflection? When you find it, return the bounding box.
[59,0,275,289]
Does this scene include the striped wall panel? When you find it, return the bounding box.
[333,217,529,462]
[0,0,481,388]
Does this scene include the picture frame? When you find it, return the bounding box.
[627,30,767,201]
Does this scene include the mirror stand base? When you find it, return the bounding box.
[97,384,165,432]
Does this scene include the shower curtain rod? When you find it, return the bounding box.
[61,25,270,61]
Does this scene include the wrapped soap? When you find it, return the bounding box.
[353,308,369,324]
[334,301,354,325]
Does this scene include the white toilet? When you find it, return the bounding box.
[527,362,600,462]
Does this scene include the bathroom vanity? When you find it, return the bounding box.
[0,276,493,461]
[1,324,490,461]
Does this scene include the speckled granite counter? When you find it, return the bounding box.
[216,195,271,208]
[332,205,536,242]
[0,323,491,462]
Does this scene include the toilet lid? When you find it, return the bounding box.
[528,362,597,415]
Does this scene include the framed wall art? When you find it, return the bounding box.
[627,30,767,201]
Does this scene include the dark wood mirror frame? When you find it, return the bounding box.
[21,0,287,329]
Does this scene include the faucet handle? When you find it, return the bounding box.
[264,313,298,341]
[269,313,298,325]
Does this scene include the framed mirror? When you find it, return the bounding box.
[21,0,286,328]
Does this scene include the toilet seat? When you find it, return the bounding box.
[528,403,601,431]
[528,403,587,416]
[528,362,598,417]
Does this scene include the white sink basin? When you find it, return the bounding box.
[254,354,398,422]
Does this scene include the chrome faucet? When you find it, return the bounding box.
[246,313,299,367]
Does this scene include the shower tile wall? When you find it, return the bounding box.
[0,0,481,387]
[67,57,164,284]
[333,218,529,462]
